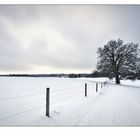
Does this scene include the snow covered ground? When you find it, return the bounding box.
[0,77,140,126]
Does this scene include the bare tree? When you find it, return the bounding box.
[97,39,139,84]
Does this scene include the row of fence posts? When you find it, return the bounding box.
[46,82,107,117]
[96,82,105,92]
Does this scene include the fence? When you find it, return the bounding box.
[45,81,107,117]
[0,81,107,120]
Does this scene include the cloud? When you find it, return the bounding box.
[0,17,30,72]
[0,5,140,73]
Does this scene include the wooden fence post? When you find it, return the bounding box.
[96,83,98,92]
[85,83,87,97]
[46,88,50,117]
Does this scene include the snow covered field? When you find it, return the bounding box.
[0,77,140,126]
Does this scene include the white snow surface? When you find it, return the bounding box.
[0,77,140,126]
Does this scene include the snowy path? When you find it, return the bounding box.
[0,77,140,126]
[48,84,140,126]
[29,84,140,126]
[76,85,140,126]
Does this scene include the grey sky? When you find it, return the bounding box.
[0,5,140,74]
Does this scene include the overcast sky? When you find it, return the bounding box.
[0,5,140,74]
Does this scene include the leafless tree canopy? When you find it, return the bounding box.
[97,39,139,84]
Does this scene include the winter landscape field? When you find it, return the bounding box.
[0,77,140,126]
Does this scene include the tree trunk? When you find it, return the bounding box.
[115,73,120,84]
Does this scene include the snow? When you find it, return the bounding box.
[0,77,140,126]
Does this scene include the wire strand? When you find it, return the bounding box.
[0,92,44,101]
[51,84,83,92]
[0,104,45,121]
[51,89,83,105]
[51,87,83,99]
[0,85,84,101]
[0,98,45,110]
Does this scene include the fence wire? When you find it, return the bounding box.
[0,91,44,101]
[51,89,83,105]
[0,82,106,121]
[0,104,45,121]
[51,84,83,92]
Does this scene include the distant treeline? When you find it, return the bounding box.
[0,70,140,79]
[0,72,103,78]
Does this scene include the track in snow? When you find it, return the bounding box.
[0,77,140,126]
